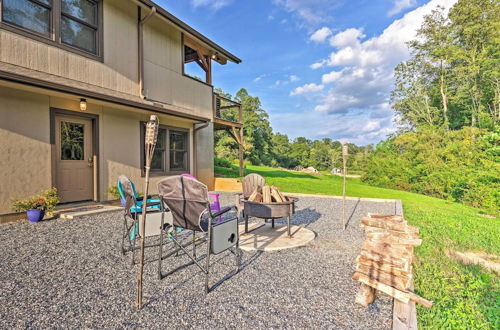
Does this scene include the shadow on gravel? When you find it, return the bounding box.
[345,199,361,229]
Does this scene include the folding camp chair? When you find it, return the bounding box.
[157,175,240,293]
[118,175,162,264]
[181,173,222,221]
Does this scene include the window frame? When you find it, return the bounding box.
[140,123,190,177]
[0,0,103,61]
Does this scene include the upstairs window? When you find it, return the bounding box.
[2,0,52,37]
[61,0,98,54]
[0,0,101,58]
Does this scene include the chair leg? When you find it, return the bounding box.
[272,219,275,228]
[192,231,197,259]
[205,232,211,294]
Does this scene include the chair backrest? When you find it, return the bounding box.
[242,173,266,199]
[157,175,210,231]
[118,175,136,212]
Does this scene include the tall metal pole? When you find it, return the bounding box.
[342,144,348,230]
[136,115,159,310]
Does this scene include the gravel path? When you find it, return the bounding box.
[0,194,400,329]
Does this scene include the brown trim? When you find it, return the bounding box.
[0,0,104,62]
[139,122,191,177]
[137,0,241,64]
[0,69,211,122]
[50,108,100,202]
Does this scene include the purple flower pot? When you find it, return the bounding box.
[27,209,45,223]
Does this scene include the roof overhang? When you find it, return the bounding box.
[134,0,242,65]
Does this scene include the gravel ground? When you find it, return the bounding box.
[0,194,400,329]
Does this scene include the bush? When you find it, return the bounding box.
[12,188,59,215]
[362,127,500,211]
[214,157,232,168]
[108,185,121,200]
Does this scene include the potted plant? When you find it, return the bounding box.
[12,188,59,223]
[108,185,126,207]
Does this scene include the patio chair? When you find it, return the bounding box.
[180,173,221,215]
[235,173,266,219]
[157,175,240,293]
[118,175,162,264]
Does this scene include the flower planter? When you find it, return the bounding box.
[27,209,45,223]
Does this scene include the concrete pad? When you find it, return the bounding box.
[238,223,316,252]
[59,205,122,219]
[214,178,242,192]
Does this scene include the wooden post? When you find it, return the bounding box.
[238,104,244,177]
[136,115,159,310]
[342,144,348,230]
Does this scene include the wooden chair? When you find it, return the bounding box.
[235,173,266,219]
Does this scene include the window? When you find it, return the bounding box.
[0,0,101,57]
[61,0,98,53]
[2,0,52,37]
[141,124,189,175]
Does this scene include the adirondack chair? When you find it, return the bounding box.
[235,173,266,219]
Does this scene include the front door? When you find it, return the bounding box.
[55,115,94,203]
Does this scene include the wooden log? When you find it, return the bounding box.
[356,264,413,290]
[262,185,272,203]
[248,187,261,202]
[362,241,413,259]
[408,291,433,308]
[360,217,419,234]
[368,214,406,223]
[354,273,410,303]
[356,262,412,281]
[356,256,411,277]
[358,251,411,272]
[270,186,284,203]
[355,283,376,306]
[274,186,287,202]
[353,270,409,291]
[364,227,420,239]
[366,232,422,246]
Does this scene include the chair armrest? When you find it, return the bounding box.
[211,205,236,218]
[145,201,161,208]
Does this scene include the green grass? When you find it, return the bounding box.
[216,164,500,329]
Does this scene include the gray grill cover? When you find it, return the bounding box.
[157,175,210,232]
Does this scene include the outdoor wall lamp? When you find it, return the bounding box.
[80,98,87,111]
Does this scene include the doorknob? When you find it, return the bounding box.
[88,157,93,167]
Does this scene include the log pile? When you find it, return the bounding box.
[248,185,288,203]
[353,214,433,308]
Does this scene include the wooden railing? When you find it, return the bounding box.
[213,93,243,126]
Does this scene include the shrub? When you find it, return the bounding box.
[362,127,500,211]
[12,188,59,214]
[214,157,232,168]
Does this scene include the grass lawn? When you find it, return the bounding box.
[216,164,499,329]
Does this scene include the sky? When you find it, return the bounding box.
[156,0,458,145]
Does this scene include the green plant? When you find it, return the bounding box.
[214,157,232,168]
[12,188,59,214]
[107,185,121,199]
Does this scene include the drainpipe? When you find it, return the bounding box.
[138,5,156,99]
[193,121,210,178]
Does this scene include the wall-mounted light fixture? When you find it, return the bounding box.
[80,98,87,111]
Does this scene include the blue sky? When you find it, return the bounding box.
[156,0,457,145]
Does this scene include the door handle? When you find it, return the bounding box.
[88,157,93,167]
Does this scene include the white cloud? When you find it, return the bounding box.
[293,0,457,144]
[310,27,332,43]
[329,28,365,48]
[388,0,417,16]
[321,70,343,84]
[289,75,300,82]
[290,83,324,96]
[190,0,233,11]
[272,0,339,26]
[253,74,267,83]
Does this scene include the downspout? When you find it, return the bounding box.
[193,121,210,177]
[138,5,156,99]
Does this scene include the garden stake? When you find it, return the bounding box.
[342,144,348,230]
[136,115,159,310]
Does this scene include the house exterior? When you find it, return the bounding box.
[0,0,242,215]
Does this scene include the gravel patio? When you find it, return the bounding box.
[0,193,401,329]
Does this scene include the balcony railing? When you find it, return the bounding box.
[213,93,243,128]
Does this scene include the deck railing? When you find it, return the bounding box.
[213,93,243,125]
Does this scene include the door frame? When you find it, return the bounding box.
[50,108,100,202]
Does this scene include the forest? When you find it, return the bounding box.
[214,0,499,210]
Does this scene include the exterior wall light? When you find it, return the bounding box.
[80,98,87,111]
